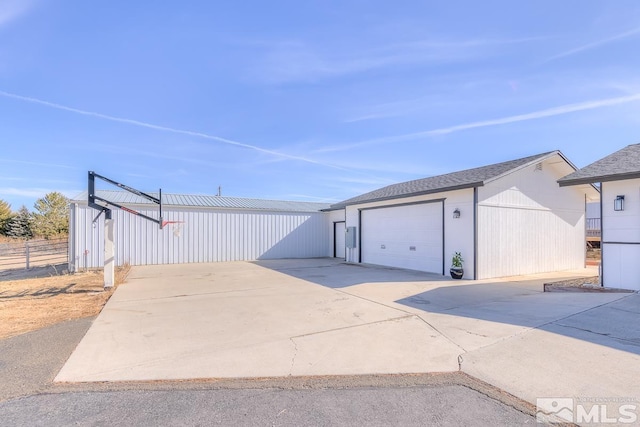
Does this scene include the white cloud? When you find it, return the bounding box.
[0,187,75,198]
[343,95,440,123]
[0,0,35,29]
[256,37,542,83]
[319,92,640,152]
[544,26,640,63]
[0,158,75,169]
[332,176,396,186]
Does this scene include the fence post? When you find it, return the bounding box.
[25,241,30,270]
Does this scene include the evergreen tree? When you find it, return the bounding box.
[5,206,33,239]
[0,199,12,235]
[31,192,69,238]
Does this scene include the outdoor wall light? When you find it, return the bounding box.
[453,208,461,219]
[614,195,625,211]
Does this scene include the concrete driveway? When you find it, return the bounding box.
[56,258,640,408]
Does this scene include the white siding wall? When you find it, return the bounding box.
[344,189,475,278]
[601,179,640,290]
[477,156,585,279]
[586,202,600,219]
[69,204,330,271]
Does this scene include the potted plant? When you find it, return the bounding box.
[450,252,464,279]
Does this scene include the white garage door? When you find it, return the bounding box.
[361,202,443,273]
[334,222,346,259]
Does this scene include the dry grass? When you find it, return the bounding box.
[587,247,601,260]
[0,264,130,339]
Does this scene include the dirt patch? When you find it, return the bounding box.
[544,276,633,293]
[0,265,130,339]
[586,247,601,266]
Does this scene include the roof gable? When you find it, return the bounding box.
[558,143,640,186]
[331,151,560,208]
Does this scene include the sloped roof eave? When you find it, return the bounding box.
[331,181,484,209]
[559,171,640,187]
[329,151,561,210]
[557,144,640,188]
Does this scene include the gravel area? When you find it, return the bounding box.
[544,276,633,292]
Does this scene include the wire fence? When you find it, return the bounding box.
[0,237,68,271]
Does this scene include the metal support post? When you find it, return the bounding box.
[104,214,115,288]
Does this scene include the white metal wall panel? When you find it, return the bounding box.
[69,205,330,270]
[477,156,586,278]
[68,203,76,272]
[477,205,584,278]
[334,222,346,259]
[361,203,443,273]
[69,203,104,271]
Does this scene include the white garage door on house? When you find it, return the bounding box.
[334,222,346,259]
[361,202,443,273]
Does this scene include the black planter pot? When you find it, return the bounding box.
[450,267,464,279]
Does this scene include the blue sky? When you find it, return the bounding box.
[1,1,639,210]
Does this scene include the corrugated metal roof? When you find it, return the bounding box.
[559,143,640,186]
[72,190,330,212]
[330,151,560,208]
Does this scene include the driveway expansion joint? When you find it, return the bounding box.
[461,293,637,356]
[288,338,298,376]
[332,286,466,353]
[288,315,415,340]
[114,287,273,303]
[552,323,640,345]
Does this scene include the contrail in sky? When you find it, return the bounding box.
[0,90,349,172]
[425,92,640,135]
[318,92,640,153]
[544,26,640,63]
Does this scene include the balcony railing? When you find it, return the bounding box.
[586,218,601,238]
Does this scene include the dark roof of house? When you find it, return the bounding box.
[558,144,640,186]
[330,151,562,209]
[72,190,329,213]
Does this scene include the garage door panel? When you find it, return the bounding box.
[361,203,443,273]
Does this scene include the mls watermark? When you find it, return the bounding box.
[537,397,638,424]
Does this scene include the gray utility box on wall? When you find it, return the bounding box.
[346,226,357,248]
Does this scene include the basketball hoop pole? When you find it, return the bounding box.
[104,216,115,288]
[88,171,165,288]
[89,172,164,229]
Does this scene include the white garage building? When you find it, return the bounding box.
[70,151,597,280]
[327,151,598,279]
[68,191,330,272]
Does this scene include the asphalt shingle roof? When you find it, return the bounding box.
[558,143,640,186]
[73,190,329,213]
[330,151,559,208]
